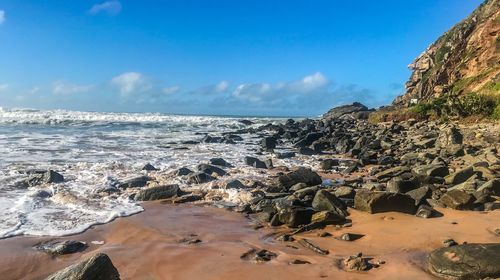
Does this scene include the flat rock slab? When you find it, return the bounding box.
[428,243,500,280]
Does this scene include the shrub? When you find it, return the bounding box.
[492,104,500,120]
[459,93,495,116]
[408,103,432,116]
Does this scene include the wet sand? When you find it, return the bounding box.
[0,203,498,280]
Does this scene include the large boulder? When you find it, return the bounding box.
[323,102,369,120]
[187,172,215,184]
[277,168,322,190]
[278,207,315,228]
[117,176,151,189]
[413,164,449,178]
[428,243,500,280]
[439,189,475,210]
[386,176,420,193]
[134,185,180,201]
[445,166,475,185]
[18,170,64,188]
[311,190,348,219]
[476,179,500,196]
[374,166,410,180]
[260,137,277,150]
[354,191,417,214]
[45,253,120,280]
[196,164,227,176]
[437,126,463,148]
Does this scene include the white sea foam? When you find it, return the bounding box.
[0,108,301,238]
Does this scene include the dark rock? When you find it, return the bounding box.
[428,243,500,280]
[45,253,120,280]
[142,163,158,171]
[254,212,273,224]
[443,238,458,247]
[180,238,202,244]
[187,172,215,184]
[19,170,64,188]
[238,119,254,125]
[311,211,345,225]
[312,190,348,218]
[334,186,356,199]
[416,204,433,218]
[171,194,203,203]
[354,191,417,214]
[445,166,475,185]
[117,176,151,189]
[339,233,364,241]
[413,164,449,178]
[196,164,227,176]
[375,166,410,180]
[298,147,317,155]
[30,189,52,198]
[437,126,463,147]
[320,159,340,170]
[224,179,246,189]
[255,250,277,262]
[244,156,268,169]
[261,137,277,150]
[342,253,371,271]
[386,177,419,193]
[240,249,277,262]
[35,240,87,255]
[289,183,309,192]
[209,158,233,167]
[175,167,193,176]
[406,186,432,205]
[289,259,311,265]
[378,156,394,165]
[439,190,475,210]
[275,152,296,159]
[134,185,180,201]
[278,207,315,228]
[277,168,322,190]
[477,179,500,196]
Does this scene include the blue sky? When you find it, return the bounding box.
[0,0,484,116]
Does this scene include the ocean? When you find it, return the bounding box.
[0,107,309,239]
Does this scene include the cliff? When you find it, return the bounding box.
[394,0,500,106]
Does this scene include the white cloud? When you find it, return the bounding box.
[0,10,5,25]
[89,1,122,15]
[288,72,329,92]
[231,72,329,103]
[0,84,9,92]
[52,81,94,95]
[111,72,152,96]
[162,86,180,95]
[215,81,229,93]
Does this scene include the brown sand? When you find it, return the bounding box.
[0,203,498,280]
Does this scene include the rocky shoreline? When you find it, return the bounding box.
[4,102,500,280]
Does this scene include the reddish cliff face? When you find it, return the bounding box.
[394,0,499,106]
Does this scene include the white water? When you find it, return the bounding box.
[0,107,307,238]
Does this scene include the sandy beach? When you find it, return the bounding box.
[1,202,498,280]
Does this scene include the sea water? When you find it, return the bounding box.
[0,107,311,238]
